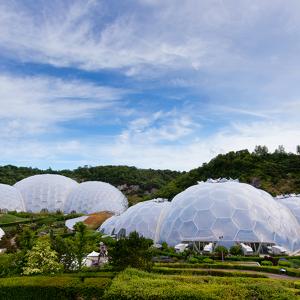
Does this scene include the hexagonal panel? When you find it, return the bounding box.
[210,199,234,218]
[211,218,238,241]
[232,209,255,230]
[179,221,198,238]
[193,210,216,230]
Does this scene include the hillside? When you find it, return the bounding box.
[153,148,300,199]
[0,165,181,204]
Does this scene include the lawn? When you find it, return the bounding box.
[0,214,29,225]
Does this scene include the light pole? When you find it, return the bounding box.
[219,235,224,262]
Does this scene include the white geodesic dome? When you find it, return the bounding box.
[14,174,79,212]
[0,227,5,240]
[276,195,300,224]
[0,184,25,212]
[159,180,300,252]
[64,181,128,214]
[111,199,171,243]
[98,215,120,235]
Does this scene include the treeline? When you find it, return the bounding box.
[153,146,300,199]
[0,165,181,202]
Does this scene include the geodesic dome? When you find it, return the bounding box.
[64,181,128,214]
[112,199,170,243]
[159,180,300,252]
[276,195,300,224]
[98,215,120,235]
[0,183,25,212]
[0,227,5,240]
[14,174,78,212]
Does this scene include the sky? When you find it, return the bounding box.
[1,0,300,171]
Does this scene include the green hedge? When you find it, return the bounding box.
[0,275,111,300]
[104,268,299,299]
[155,262,300,277]
[153,267,268,278]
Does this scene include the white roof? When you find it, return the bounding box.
[160,180,300,252]
[14,174,78,212]
[87,251,100,257]
[65,216,89,230]
[0,227,5,240]
[0,183,25,212]
[64,181,128,214]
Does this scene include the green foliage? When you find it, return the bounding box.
[202,258,214,264]
[214,246,228,258]
[104,268,299,299]
[0,275,111,300]
[188,257,199,264]
[261,260,273,266]
[154,148,300,198]
[23,237,63,275]
[109,231,153,271]
[229,245,243,256]
[278,260,292,267]
[17,227,36,251]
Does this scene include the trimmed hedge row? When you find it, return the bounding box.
[153,267,268,278]
[0,275,111,300]
[104,268,300,299]
[155,262,300,277]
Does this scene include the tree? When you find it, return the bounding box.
[297,145,300,155]
[254,145,269,156]
[109,231,153,271]
[23,237,62,275]
[17,228,36,251]
[275,145,286,154]
[73,222,91,270]
[229,244,243,256]
[214,246,228,261]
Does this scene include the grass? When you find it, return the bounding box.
[0,214,29,225]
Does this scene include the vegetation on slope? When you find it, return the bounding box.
[154,147,300,199]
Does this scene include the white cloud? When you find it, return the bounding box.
[0,73,126,138]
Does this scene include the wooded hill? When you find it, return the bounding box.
[1,146,300,204]
[154,147,300,199]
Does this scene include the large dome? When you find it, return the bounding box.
[276,195,300,224]
[159,180,300,252]
[0,184,25,212]
[64,181,128,214]
[110,199,170,243]
[14,174,78,212]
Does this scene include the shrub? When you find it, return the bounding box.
[214,246,228,259]
[229,245,243,256]
[203,258,214,264]
[261,260,273,266]
[188,257,198,264]
[278,260,292,268]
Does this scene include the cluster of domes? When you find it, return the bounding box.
[100,179,300,253]
[0,174,128,214]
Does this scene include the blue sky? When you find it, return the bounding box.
[1,0,300,170]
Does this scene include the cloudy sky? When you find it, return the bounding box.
[1,0,300,170]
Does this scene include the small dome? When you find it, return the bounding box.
[160,180,300,252]
[0,183,25,211]
[98,215,120,235]
[113,198,170,243]
[0,227,5,240]
[14,174,78,212]
[64,181,128,214]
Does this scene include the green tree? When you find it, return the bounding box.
[18,228,36,251]
[73,222,91,270]
[254,145,269,156]
[214,246,228,261]
[109,231,153,271]
[229,244,243,256]
[23,237,62,275]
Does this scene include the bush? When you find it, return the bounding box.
[261,260,273,266]
[202,258,214,264]
[214,246,228,259]
[229,245,243,256]
[0,275,111,300]
[278,260,292,268]
[188,257,198,264]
